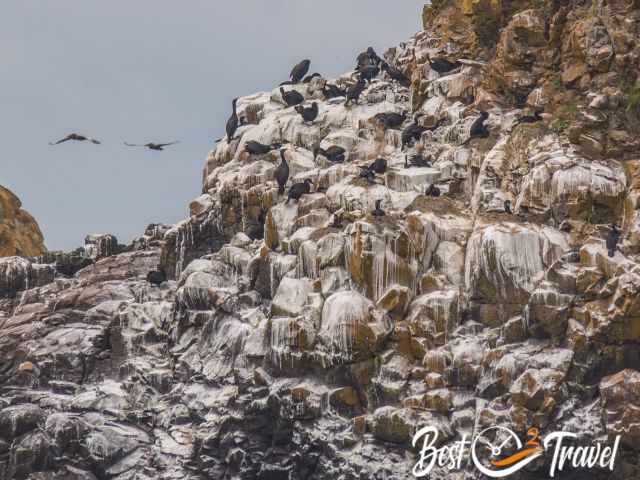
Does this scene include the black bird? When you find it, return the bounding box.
[606,224,621,258]
[303,73,321,83]
[402,123,427,150]
[356,47,382,70]
[226,97,239,142]
[426,55,461,75]
[332,213,343,228]
[245,141,282,156]
[345,77,366,106]
[359,167,377,184]
[368,157,387,174]
[514,109,543,126]
[375,111,407,130]
[463,111,490,144]
[314,146,346,163]
[504,200,512,214]
[287,179,313,204]
[404,153,432,168]
[274,149,290,195]
[295,102,319,124]
[358,64,380,84]
[323,83,347,99]
[381,62,411,88]
[280,87,304,107]
[290,59,311,84]
[372,199,385,217]
[49,133,101,145]
[147,269,167,286]
[425,184,441,197]
[124,141,179,151]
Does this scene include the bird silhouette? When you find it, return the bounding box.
[49,133,101,145]
[124,141,179,151]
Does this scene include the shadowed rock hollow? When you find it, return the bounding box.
[2,0,640,479]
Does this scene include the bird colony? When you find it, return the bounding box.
[1,1,640,479]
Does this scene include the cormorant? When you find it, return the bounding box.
[356,47,382,70]
[280,87,304,107]
[49,133,101,145]
[332,213,343,228]
[368,157,387,174]
[358,64,380,84]
[303,73,321,83]
[295,102,319,124]
[345,77,366,106]
[372,199,385,217]
[290,59,311,84]
[462,111,490,144]
[359,167,377,184]
[401,117,444,150]
[124,141,179,151]
[375,111,407,130]
[426,55,461,76]
[504,200,512,214]
[514,109,543,126]
[404,153,432,168]
[314,146,346,163]
[274,149,290,195]
[323,83,347,99]
[245,141,282,156]
[425,184,441,197]
[381,62,411,88]
[286,179,313,203]
[606,224,621,258]
[226,98,239,142]
[147,269,167,286]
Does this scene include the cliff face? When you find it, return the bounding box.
[1,1,640,479]
[0,186,45,258]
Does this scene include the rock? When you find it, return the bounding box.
[0,185,46,257]
[271,277,312,317]
[601,369,640,447]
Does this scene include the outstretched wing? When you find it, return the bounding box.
[157,141,180,148]
[49,135,71,145]
[89,138,101,144]
[124,142,145,147]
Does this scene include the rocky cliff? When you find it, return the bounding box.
[1,1,640,479]
[0,186,45,258]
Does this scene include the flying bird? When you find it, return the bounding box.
[49,133,101,145]
[124,141,179,151]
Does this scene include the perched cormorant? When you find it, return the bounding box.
[606,224,621,258]
[401,117,444,150]
[375,111,407,130]
[49,133,101,145]
[514,109,543,126]
[504,200,512,214]
[303,73,322,83]
[359,167,377,184]
[245,141,282,156]
[314,146,346,163]
[323,83,347,99]
[462,111,490,144]
[226,98,239,142]
[287,179,313,203]
[372,199,385,217]
[358,64,380,84]
[147,269,167,286]
[426,55,461,75]
[332,213,343,228]
[425,184,441,197]
[280,87,304,107]
[274,149,290,195]
[124,141,179,151]
[381,62,411,88]
[368,157,387,174]
[404,153,432,168]
[345,77,366,106]
[295,102,319,124]
[356,47,382,70]
[290,59,311,84]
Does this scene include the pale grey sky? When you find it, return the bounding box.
[2,1,425,250]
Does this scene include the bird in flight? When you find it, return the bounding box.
[49,133,101,145]
[124,141,180,151]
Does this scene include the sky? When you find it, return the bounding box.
[1,1,425,251]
